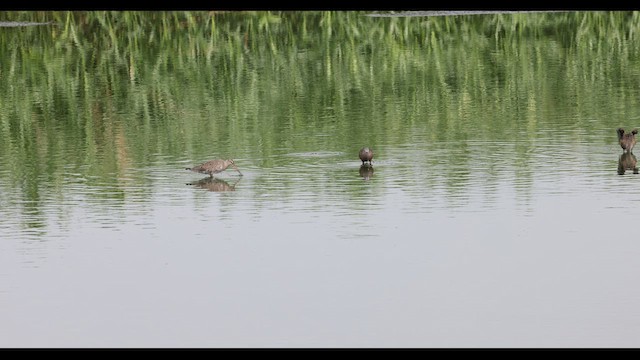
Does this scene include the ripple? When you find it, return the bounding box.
[284,151,345,158]
[365,11,568,17]
[0,21,56,27]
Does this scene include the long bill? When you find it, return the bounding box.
[231,163,243,176]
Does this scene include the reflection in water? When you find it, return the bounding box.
[359,164,374,180]
[617,152,638,175]
[186,176,240,192]
[5,12,640,348]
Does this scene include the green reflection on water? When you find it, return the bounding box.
[1,11,640,231]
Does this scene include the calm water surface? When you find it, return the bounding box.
[1,11,640,348]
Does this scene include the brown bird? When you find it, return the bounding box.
[617,128,638,152]
[359,147,373,165]
[186,159,243,177]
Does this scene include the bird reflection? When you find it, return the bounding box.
[186,176,241,191]
[618,152,638,175]
[359,164,374,180]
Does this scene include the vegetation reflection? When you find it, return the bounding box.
[2,11,640,232]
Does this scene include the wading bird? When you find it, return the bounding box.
[186,159,243,177]
[617,128,638,152]
[359,147,373,166]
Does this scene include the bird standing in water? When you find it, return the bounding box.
[186,159,243,177]
[617,128,638,152]
[359,147,373,166]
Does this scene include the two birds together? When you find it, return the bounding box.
[186,147,375,177]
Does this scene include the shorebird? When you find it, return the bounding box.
[359,147,373,166]
[186,159,243,177]
[617,128,638,152]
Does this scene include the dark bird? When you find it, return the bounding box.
[359,147,373,166]
[617,128,638,152]
[186,159,243,177]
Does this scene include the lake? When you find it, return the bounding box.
[1,11,640,348]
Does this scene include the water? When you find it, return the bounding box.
[1,11,640,348]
